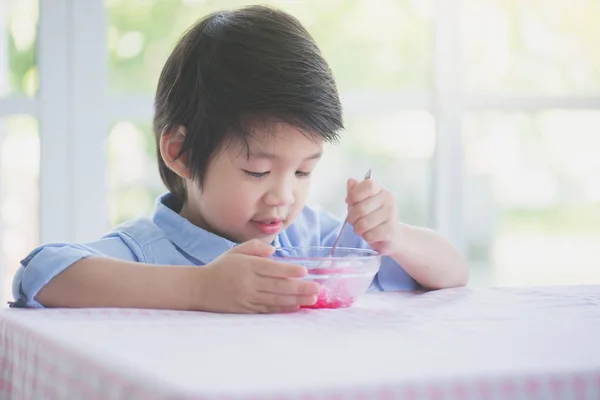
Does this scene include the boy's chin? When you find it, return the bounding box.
[254,235,278,245]
[232,234,277,245]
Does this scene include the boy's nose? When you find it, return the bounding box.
[264,183,295,207]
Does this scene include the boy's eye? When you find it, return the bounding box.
[296,171,311,177]
[243,170,269,178]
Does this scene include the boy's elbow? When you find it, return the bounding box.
[439,247,470,288]
[423,259,469,290]
[451,265,470,288]
[10,243,96,308]
[11,265,26,302]
[450,257,470,287]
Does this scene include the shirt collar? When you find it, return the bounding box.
[151,192,237,265]
[151,192,281,264]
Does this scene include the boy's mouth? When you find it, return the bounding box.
[252,219,283,235]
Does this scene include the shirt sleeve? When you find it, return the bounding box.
[11,236,138,309]
[314,206,419,292]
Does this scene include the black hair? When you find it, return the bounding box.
[153,5,343,204]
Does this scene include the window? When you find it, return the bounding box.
[106,0,433,94]
[106,120,163,226]
[0,0,38,97]
[2,0,599,304]
[1,0,39,305]
[463,0,600,96]
[461,0,600,285]
[464,111,600,285]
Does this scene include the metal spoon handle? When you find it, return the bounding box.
[328,169,372,257]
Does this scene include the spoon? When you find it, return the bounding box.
[328,169,372,257]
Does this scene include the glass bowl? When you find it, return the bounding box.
[271,246,381,309]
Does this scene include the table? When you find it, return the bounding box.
[1,285,599,399]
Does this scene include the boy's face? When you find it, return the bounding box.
[183,122,323,244]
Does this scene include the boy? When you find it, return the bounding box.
[11,5,468,313]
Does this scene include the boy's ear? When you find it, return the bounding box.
[160,125,192,179]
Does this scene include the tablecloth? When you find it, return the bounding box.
[1,285,599,399]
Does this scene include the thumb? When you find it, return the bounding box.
[347,178,358,192]
[346,178,358,203]
[230,239,275,257]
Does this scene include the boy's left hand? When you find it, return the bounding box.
[345,177,401,255]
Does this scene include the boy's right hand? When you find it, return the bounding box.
[194,240,319,313]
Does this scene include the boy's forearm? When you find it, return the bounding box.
[390,224,469,290]
[35,257,199,310]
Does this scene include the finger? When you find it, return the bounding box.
[257,277,320,295]
[231,239,275,257]
[267,305,301,313]
[346,180,382,205]
[363,220,397,244]
[243,302,300,314]
[254,259,308,278]
[346,178,358,195]
[352,206,388,236]
[254,305,301,314]
[252,292,318,307]
[346,195,385,225]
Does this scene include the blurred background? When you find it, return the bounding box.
[1,0,599,304]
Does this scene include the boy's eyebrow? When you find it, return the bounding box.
[248,151,323,161]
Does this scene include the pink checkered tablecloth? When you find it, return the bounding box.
[1,285,599,400]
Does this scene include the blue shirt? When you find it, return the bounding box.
[11,193,418,308]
